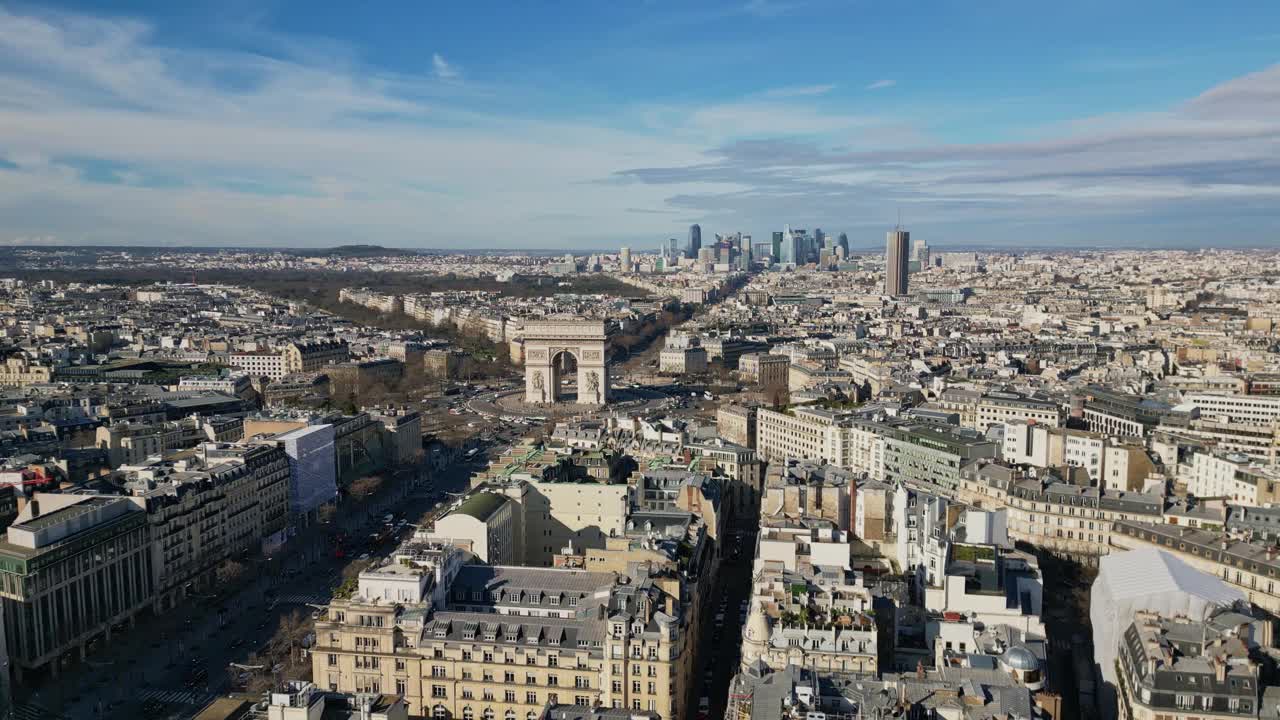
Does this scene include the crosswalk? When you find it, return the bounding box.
[11,702,65,720]
[271,591,330,607]
[141,687,215,706]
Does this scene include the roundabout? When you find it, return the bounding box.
[469,385,671,420]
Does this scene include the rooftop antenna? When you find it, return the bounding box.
[896,208,902,231]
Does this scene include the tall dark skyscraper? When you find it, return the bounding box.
[837,232,849,255]
[885,228,910,296]
[688,224,702,259]
[771,231,783,260]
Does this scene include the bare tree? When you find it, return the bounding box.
[349,474,385,500]
[216,559,247,587]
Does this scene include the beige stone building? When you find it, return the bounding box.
[0,355,53,387]
[283,339,350,375]
[313,563,691,720]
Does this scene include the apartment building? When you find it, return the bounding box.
[881,424,997,492]
[283,339,350,374]
[1001,420,1109,482]
[314,563,691,720]
[741,526,879,675]
[0,356,54,387]
[760,460,855,532]
[1111,522,1280,614]
[1185,392,1280,425]
[1163,418,1280,465]
[688,438,761,520]
[120,444,291,611]
[974,391,1062,431]
[1079,386,1192,439]
[716,404,757,449]
[757,407,891,476]
[229,350,288,380]
[955,462,1164,559]
[1116,610,1265,720]
[1189,452,1280,506]
[737,353,789,388]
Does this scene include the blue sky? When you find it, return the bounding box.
[1,1,1278,250]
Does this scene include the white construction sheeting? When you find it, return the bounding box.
[1090,547,1244,689]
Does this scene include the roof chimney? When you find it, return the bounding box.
[29,498,39,518]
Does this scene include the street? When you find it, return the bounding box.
[13,458,482,720]
[693,528,757,720]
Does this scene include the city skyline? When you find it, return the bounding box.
[2,2,1280,249]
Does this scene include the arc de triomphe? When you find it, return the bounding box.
[523,320,610,406]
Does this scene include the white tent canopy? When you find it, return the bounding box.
[1090,547,1245,690]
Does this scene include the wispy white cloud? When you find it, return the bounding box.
[616,64,1280,244]
[432,52,459,80]
[0,5,1276,249]
[865,79,896,90]
[762,84,836,98]
[0,7,719,247]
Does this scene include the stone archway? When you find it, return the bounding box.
[523,320,610,406]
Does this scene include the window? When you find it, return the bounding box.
[483,710,495,720]
[612,681,622,693]
[328,654,337,667]
[504,672,515,683]
[526,674,537,685]
[547,694,558,706]
[433,666,448,679]
[632,681,641,694]
[526,692,538,705]
[397,679,407,695]
[463,709,474,720]
[504,691,516,703]
[396,659,407,671]
[433,706,448,719]
[432,686,448,699]
[548,655,558,668]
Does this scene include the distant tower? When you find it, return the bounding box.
[837,232,849,255]
[620,246,631,273]
[885,228,910,295]
[912,238,930,268]
[688,224,702,259]
[771,231,784,260]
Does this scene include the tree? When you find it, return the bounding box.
[766,385,790,409]
[349,474,385,500]
[216,559,247,587]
